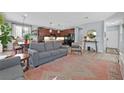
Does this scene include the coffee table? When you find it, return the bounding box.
[14,53,30,72]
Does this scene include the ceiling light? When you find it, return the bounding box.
[49,29,52,33]
[49,22,52,25]
[57,30,60,33]
[84,17,88,19]
[22,14,28,19]
[57,24,61,33]
[49,22,52,33]
[24,14,28,17]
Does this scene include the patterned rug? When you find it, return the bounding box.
[24,53,122,80]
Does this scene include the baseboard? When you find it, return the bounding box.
[119,52,124,79]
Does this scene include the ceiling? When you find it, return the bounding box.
[105,12,124,26]
[4,12,115,30]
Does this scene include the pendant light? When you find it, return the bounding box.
[57,30,60,33]
[57,24,60,33]
[49,29,52,33]
[49,22,52,33]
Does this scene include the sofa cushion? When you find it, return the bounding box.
[0,57,20,70]
[51,50,61,56]
[30,42,45,52]
[0,65,24,80]
[45,42,54,51]
[53,41,62,49]
[59,49,68,53]
[39,51,51,59]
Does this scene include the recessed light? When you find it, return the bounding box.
[50,22,52,24]
[84,17,88,19]
[24,14,28,17]
[22,14,28,18]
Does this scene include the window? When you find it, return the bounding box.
[12,24,31,38]
[13,25,22,38]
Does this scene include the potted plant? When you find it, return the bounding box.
[0,23,12,51]
[0,14,12,51]
[0,13,4,52]
[0,13,4,25]
[24,34,31,44]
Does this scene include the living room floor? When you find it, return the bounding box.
[24,52,122,80]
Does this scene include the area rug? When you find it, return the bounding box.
[24,54,122,80]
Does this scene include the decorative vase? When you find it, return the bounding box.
[25,40,28,44]
[25,39,30,45]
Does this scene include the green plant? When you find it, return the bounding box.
[24,34,31,40]
[0,13,4,25]
[0,23,12,48]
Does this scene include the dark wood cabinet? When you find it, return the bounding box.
[37,27,75,42]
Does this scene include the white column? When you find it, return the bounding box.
[74,27,79,42]
[103,21,107,53]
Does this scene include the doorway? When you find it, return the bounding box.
[106,25,120,54]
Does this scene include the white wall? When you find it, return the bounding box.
[75,21,104,52]
[119,24,124,79]
[75,27,83,42]
[119,24,124,53]
[105,12,124,79]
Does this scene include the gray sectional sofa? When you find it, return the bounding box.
[0,57,24,80]
[28,41,68,67]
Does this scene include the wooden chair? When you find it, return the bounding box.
[13,40,23,54]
